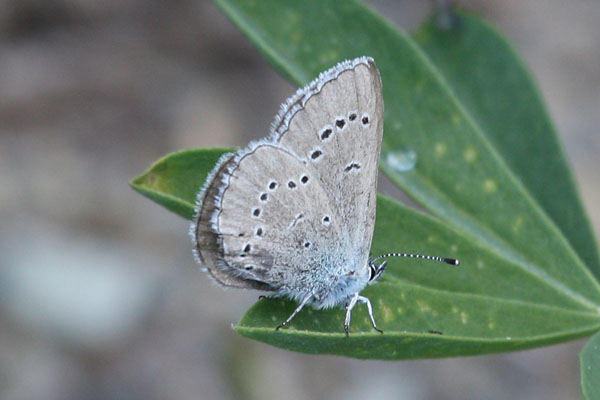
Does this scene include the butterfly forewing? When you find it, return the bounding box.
[276,59,383,263]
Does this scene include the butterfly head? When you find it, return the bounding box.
[367,259,387,285]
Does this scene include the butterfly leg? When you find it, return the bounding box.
[357,295,383,334]
[344,293,360,336]
[275,293,312,331]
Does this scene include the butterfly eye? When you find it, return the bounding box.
[367,261,388,283]
[369,265,377,281]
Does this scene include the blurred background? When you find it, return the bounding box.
[1,0,599,399]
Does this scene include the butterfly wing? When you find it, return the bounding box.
[192,152,273,289]
[274,57,384,267]
[192,57,384,296]
[194,144,344,294]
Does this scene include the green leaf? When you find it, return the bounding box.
[237,289,599,359]
[131,1,600,358]
[130,148,234,220]
[413,11,600,281]
[131,148,600,359]
[236,197,600,359]
[581,331,600,400]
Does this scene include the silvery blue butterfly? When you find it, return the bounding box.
[191,57,458,335]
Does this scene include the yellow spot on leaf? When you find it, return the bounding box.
[382,306,393,322]
[463,146,477,162]
[460,311,468,324]
[483,179,498,193]
[416,300,431,313]
[434,142,447,157]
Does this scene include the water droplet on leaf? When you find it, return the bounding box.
[384,149,417,172]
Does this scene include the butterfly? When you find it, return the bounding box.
[191,57,458,335]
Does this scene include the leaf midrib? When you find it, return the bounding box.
[130,181,192,209]
[382,171,600,312]
[379,276,600,318]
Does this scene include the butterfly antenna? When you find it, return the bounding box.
[371,252,460,266]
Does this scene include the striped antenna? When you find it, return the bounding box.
[370,252,460,266]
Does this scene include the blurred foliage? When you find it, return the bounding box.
[580,331,600,400]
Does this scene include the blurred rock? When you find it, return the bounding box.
[0,221,160,352]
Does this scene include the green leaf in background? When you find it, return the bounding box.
[580,331,600,400]
[131,1,600,359]
[131,148,600,359]
[413,11,600,280]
